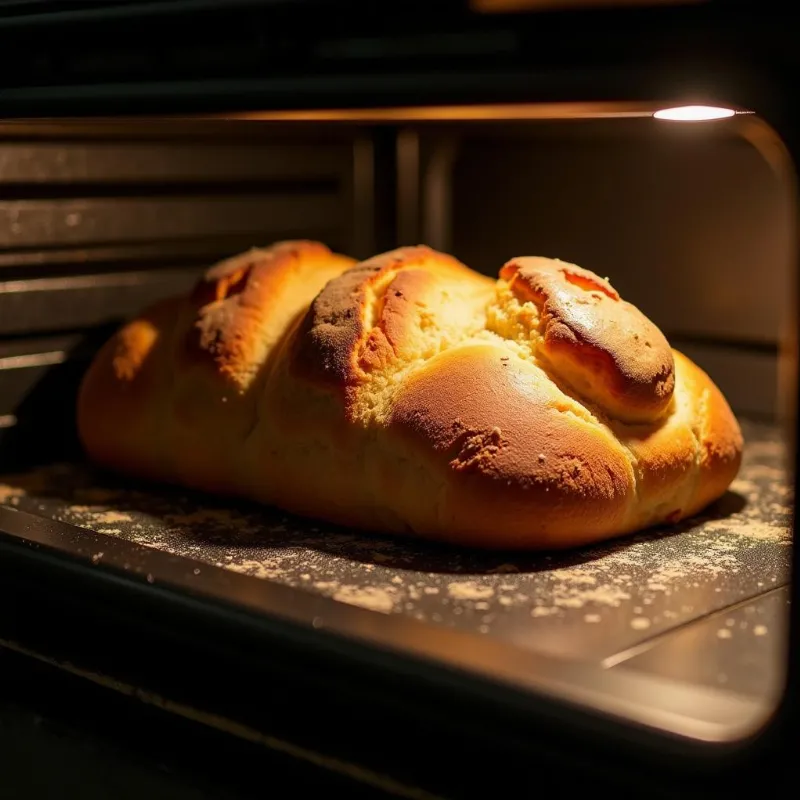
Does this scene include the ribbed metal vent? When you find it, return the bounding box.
[0,122,362,462]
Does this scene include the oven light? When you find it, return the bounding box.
[653,105,737,121]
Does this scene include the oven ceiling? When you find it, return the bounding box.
[0,1,793,118]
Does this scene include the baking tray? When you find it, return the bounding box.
[0,417,791,692]
[0,416,794,798]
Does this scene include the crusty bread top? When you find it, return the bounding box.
[177,240,356,393]
[294,245,494,390]
[78,240,357,492]
[290,245,678,428]
[498,256,675,424]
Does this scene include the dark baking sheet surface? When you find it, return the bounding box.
[0,419,792,700]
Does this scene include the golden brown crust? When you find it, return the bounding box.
[180,241,355,390]
[78,241,356,495]
[77,297,181,483]
[674,350,744,517]
[386,343,636,548]
[293,245,490,389]
[78,242,743,551]
[501,256,675,424]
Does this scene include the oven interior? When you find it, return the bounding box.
[0,106,795,788]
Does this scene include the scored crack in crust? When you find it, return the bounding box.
[78,242,743,550]
[292,245,495,422]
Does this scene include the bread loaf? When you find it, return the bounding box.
[77,240,743,550]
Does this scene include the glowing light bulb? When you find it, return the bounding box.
[653,105,737,122]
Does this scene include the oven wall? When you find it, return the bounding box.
[0,123,373,468]
[410,120,793,421]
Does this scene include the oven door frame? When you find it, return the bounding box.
[0,1,797,793]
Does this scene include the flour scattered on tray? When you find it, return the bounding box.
[226,558,286,580]
[447,581,495,601]
[548,569,598,586]
[333,585,398,614]
[552,584,631,609]
[67,507,133,524]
